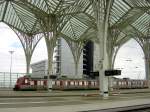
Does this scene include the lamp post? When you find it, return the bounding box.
[9,51,14,88]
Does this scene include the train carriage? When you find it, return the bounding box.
[14,76,149,91]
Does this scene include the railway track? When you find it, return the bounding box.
[81,104,150,112]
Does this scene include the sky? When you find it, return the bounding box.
[0,22,145,79]
[114,39,145,79]
[0,22,47,73]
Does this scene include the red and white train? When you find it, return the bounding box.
[113,78,149,89]
[14,76,98,90]
[13,76,149,91]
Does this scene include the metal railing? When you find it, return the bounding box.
[0,72,25,88]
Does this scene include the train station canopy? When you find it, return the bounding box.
[0,0,150,41]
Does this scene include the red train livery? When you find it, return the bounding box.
[13,76,149,91]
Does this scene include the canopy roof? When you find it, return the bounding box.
[0,0,150,41]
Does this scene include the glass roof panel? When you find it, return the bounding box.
[0,2,6,20]
[3,2,26,32]
[59,0,90,15]
[132,13,150,35]
[61,16,89,40]
[27,0,49,13]
[0,0,150,41]
[12,3,38,33]
[110,0,131,26]
[85,4,94,18]
[74,13,95,28]
[124,0,150,7]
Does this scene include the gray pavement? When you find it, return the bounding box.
[0,89,150,112]
[0,88,150,98]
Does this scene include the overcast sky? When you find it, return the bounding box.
[0,22,47,73]
[114,39,145,79]
[0,22,145,79]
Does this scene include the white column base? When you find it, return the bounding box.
[103,92,109,99]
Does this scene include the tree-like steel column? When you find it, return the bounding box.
[107,27,130,91]
[107,28,121,69]
[65,39,86,76]
[39,15,57,90]
[107,27,121,91]
[15,30,42,76]
[136,37,150,80]
[92,0,113,98]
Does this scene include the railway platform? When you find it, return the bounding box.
[0,89,150,112]
[0,88,150,97]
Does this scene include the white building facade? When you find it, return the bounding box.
[31,38,99,79]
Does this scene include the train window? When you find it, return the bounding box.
[124,82,126,85]
[121,82,124,85]
[135,81,137,85]
[65,81,68,86]
[91,81,95,86]
[52,81,55,85]
[71,81,74,85]
[56,81,60,85]
[141,81,143,85]
[137,81,139,85]
[25,79,28,84]
[41,81,44,85]
[119,82,121,85]
[30,81,34,85]
[75,81,78,86]
[121,82,123,85]
[128,82,131,86]
[37,81,41,85]
[95,82,97,85]
[84,81,88,86]
[122,82,124,85]
[79,82,82,86]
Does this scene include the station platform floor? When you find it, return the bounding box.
[0,88,150,97]
[0,89,150,112]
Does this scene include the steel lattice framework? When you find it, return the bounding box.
[0,0,150,98]
[0,0,149,40]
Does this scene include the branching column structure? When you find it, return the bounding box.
[107,28,121,91]
[107,28,121,69]
[92,0,113,98]
[136,37,150,80]
[65,40,85,76]
[15,30,42,75]
[39,15,57,90]
[107,27,129,90]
